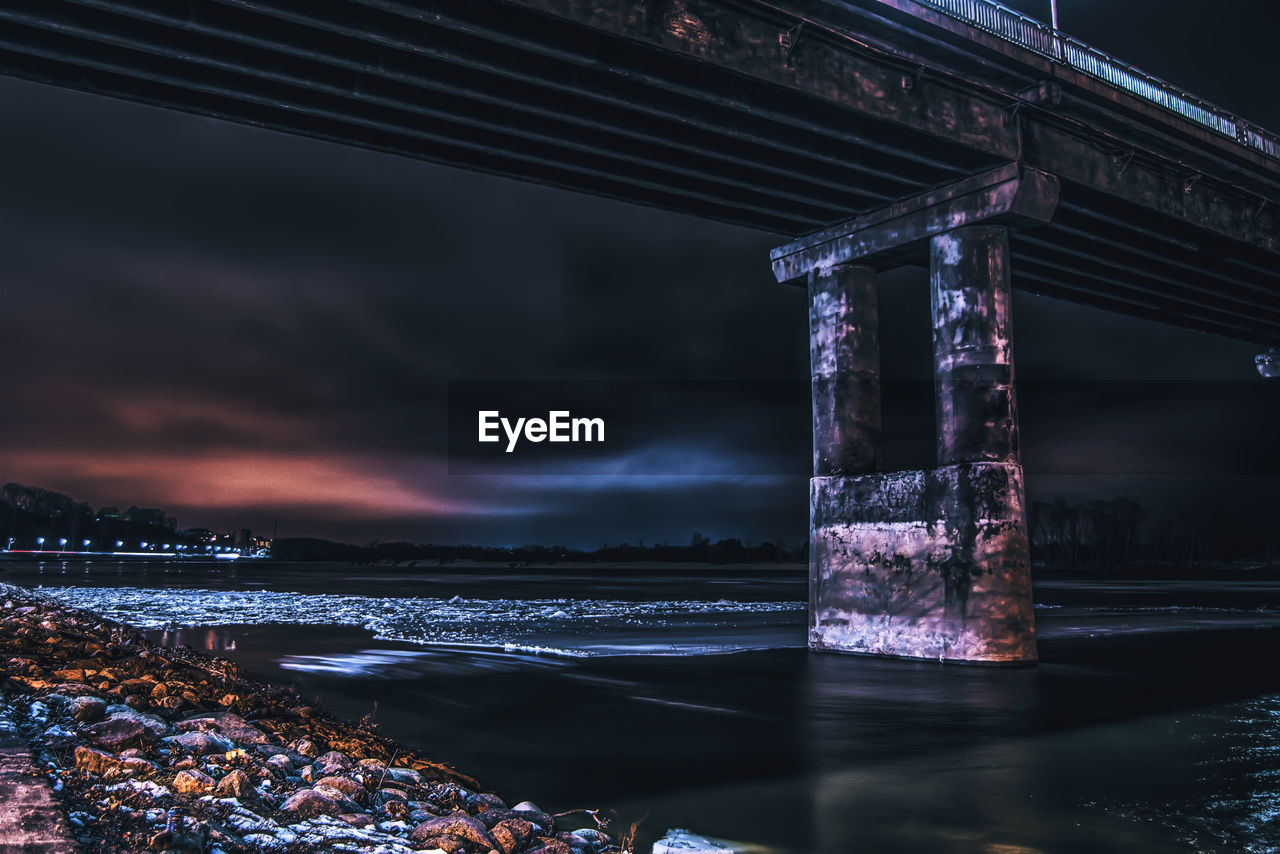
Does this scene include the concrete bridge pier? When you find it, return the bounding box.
[808,263,882,478]
[781,165,1053,664]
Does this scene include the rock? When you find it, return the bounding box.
[149,682,170,698]
[52,668,87,682]
[69,696,106,723]
[83,717,150,751]
[526,841,575,854]
[312,784,361,813]
[383,767,422,787]
[415,837,469,854]
[215,768,256,799]
[338,813,375,828]
[180,712,268,744]
[491,818,535,854]
[289,738,321,758]
[72,745,108,774]
[409,813,496,849]
[105,707,171,737]
[469,792,507,811]
[314,750,351,774]
[173,769,216,794]
[299,765,317,784]
[559,831,599,854]
[572,829,610,852]
[315,775,362,797]
[74,746,156,777]
[279,788,343,819]
[482,806,555,834]
[120,677,156,691]
[222,724,268,744]
[163,731,236,754]
[175,718,219,733]
[124,693,150,710]
[356,758,387,774]
[265,754,293,776]
[155,696,186,712]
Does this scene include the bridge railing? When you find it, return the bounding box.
[913,0,1280,161]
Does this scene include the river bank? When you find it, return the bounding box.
[11,561,1280,852]
[0,582,624,854]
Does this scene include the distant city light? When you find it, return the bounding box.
[58,538,67,546]
[83,539,91,547]
[116,540,124,548]
[37,537,45,545]
[140,541,148,548]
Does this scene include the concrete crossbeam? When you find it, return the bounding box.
[771,163,1060,284]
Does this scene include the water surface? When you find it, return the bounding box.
[7,559,1280,853]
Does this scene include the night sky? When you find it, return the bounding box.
[0,0,1277,549]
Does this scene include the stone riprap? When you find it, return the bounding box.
[0,583,620,854]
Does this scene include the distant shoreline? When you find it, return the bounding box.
[5,553,1278,580]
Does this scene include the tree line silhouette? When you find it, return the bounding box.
[2,480,1271,570]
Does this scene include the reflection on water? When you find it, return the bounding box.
[278,647,571,678]
[159,626,238,652]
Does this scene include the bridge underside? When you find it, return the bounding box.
[2,0,1278,345]
[3,0,1279,664]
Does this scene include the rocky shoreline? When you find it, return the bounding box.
[0,583,625,854]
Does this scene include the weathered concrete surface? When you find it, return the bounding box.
[931,224,1020,465]
[0,708,78,854]
[809,264,882,476]
[771,163,1059,283]
[810,462,1037,663]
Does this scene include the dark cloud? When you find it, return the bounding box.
[0,1,1276,547]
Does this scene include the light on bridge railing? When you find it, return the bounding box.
[1258,349,1280,379]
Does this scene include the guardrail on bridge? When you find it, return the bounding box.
[914,0,1280,161]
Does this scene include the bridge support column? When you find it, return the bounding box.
[784,166,1053,664]
[809,264,882,477]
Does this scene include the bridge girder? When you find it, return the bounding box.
[0,0,1277,343]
